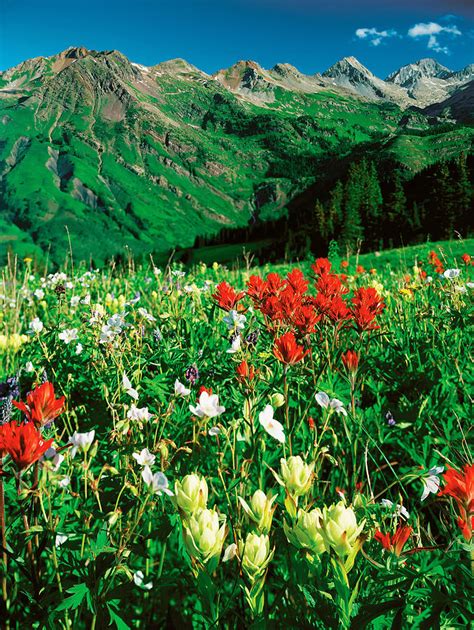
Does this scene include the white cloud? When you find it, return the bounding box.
[408,22,461,54]
[355,27,398,47]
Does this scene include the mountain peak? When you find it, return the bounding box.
[387,58,451,85]
[323,56,373,79]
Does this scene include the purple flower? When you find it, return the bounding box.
[185,364,199,385]
[386,411,396,426]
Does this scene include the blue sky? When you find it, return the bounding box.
[1,0,473,76]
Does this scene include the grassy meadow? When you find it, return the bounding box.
[0,239,472,628]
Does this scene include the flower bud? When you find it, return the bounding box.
[270,393,285,408]
[174,474,208,516]
[239,532,274,581]
[182,508,227,564]
[283,508,326,556]
[279,456,314,497]
[321,501,365,559]
[238,490,276,534]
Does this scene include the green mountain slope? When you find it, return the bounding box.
[0,47,473,264]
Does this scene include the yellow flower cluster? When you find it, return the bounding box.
[0,333,29,353]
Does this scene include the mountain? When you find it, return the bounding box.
[322,56,409,105]
[0,48,473,264]
[386,58,474,106]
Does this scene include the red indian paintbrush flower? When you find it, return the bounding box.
[438,463,474,541]
[341,350,359,373]
[13,381,65,428]
[236,360,255,383]
[212,282,245,311]
[0,421,53,470]
[273,331,308,365]
[374,525,413,556]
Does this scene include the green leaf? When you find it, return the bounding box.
[56,583,90,612]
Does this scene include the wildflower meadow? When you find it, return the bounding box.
[0,241,472,629]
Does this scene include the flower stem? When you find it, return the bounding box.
[0,468,7,605]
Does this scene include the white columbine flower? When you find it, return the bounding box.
[132,448,156,467]
[223,310,247,331]
[127,405,152,422]
[69,430,95,458]
[133,570,153,590]
[123,373,139,400]
[59,328,78,344]
[29,318,44,334]
[380,499,410,520]
[259,405,285,443]
[34,289,45,300]
[421,465,444,501]
[443,269,460,280]
[189,391,225,418]
[142,466,173,496]
[174,379,191,397]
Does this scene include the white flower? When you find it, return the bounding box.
[223,310,247,331]
[81,294,91,305]
[59,476,71,488]
[29,317,44,334]
[189,391,225,418]
[70,296,81,308]
[55,534,68,547]
[45,447,65,471]
[223,543,238,562]
[138,307,156,322]
[34,289,45,300]
[316,392,347,415]
[132,448,156,467]
[142,466,173,496]
[59,328,78,344]
[467,282,474,289]
[380,499,410,520]
[24,361,34,373]
[69,430,95,458]
[133,570,153,590]
[421,465,444,501]
[315,392,330,408]
[443,269,460,280]
[75,343,83,355]
[123,373,139,400]
[226,335,241,354]
[259,405,285,443]
[208,426,221,437]
[330,398,347,416]
[127,405,152,423]
[174,379,191,397]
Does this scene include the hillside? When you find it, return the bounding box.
[0,47,473,264]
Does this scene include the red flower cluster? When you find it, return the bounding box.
[341,349,359,373]
[13,382,65,428]
[461,253,472,266]
[236,360,256,384]
[212,282,245,311]
[351,287,385,332]
[428,250,444,274]
[0,421,53,471]
[439,463,474,541]
[212,259,386,367]
[273,332,308,365]
[374,525,413,556]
